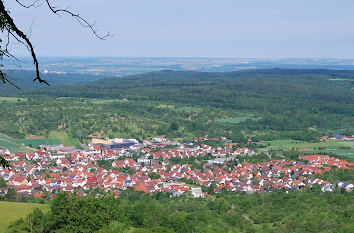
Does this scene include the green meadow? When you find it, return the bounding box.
[0,132,78,152]
[216,114,260,124]
[0,134,33,152]
[0,97,27,103]
[262,139,354,159]
[0,201,49,233]
[16,138,62,149]
[172,106,200,112]
[48,131,80,146]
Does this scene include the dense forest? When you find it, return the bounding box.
[30,69,354,115]
[6,189,354,233]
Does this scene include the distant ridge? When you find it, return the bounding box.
[0,69,112,95]
[26,69,354,102]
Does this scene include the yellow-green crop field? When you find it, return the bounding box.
[0,201,49,233]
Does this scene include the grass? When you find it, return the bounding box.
[216,114,259,124]
[89,98,127,104]
[16,138,62,148]
[330,128,354,134]
[0,201,49,233]
[262,139,354,158]
[0,134,34,153]
[328,78,350,81]
[48,131,80,146]
[0,97,27,103]
[156,104,174,109]
[0,133,68,152]
[172,106,200,112]
[263,139,350,149]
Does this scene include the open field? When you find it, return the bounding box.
[263,139,353,149]
[0,97,27,103]
[0,133,69,152]
[89,98,127,104]
[172,106,200,112]
[330,128,354,134]
[215,114,260,124]
[48,131,80,146]
[0,134,34,152]
[17,138,61,148]
[156,104,174,109]
[262,139,354,159]
[331,149,354,159]
[328,78,350,81]
[0,201,49,233]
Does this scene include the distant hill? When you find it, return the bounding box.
[4,57,354,76]
[27,68,354,123]
[28,68,354,104]
[0,70,112,95]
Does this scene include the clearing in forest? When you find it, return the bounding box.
[48,131,80,146]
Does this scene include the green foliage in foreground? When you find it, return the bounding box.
[6,189,354,233]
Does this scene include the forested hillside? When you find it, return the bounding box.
[29,69,354,137]
[29,69,354,119]
[6,189,354,233]
[0,69,353,143]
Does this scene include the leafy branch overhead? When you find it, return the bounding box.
[0,0,111,88]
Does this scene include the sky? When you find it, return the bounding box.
[4,0,354,58]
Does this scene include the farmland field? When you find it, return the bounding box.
[0,97,27,103]
[0,134,34,152]
[263,139,352,149]
[216,114,259,124]
[16,138,61,148]
[48,131,80,146]
[0,134,66,152]
[261,139,354,158]
[0,201,49,233]
[89,98,126,104]
[172,106,200,112]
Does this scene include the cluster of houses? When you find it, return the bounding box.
[0,137,353,199]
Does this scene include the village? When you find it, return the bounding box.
[0,136,353,199]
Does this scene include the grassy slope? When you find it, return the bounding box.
[16,138,62,149]
[0,133,79,152]
[0,134,34,153]
[48,131,80,146]
[0,201,49,233]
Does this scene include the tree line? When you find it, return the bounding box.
[6,188,354,233]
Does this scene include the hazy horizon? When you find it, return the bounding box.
[4,0,354,59]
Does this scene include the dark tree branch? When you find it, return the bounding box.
[0,0,110,166]
[0,69,20,89]
[45,0,112,40]
[0,0,110,89]
[0,1,49,85]
[15,0,40,9]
